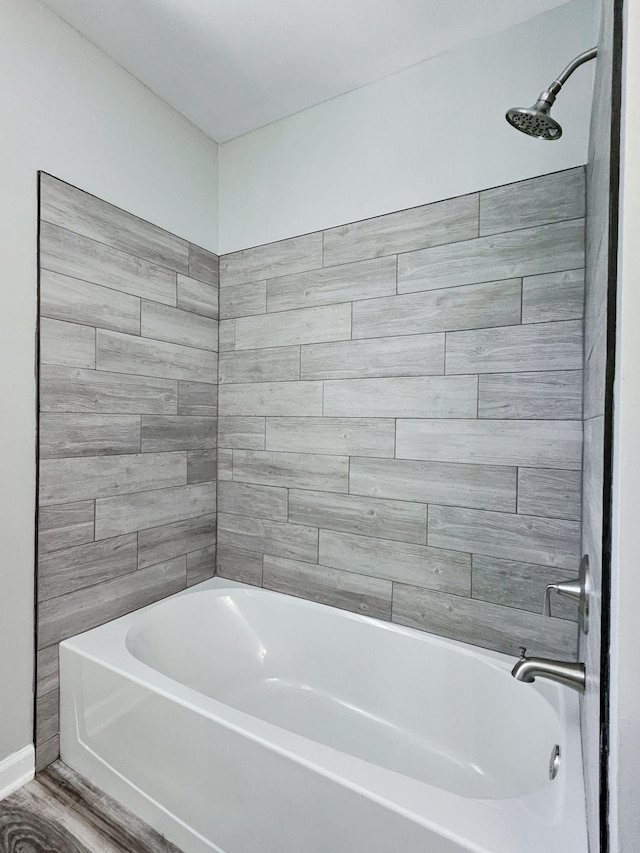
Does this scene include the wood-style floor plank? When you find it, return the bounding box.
[0,760,180,852]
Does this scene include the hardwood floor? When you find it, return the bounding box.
[0,761,181,852]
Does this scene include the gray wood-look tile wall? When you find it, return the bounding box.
[582,4,615,849]
[217,167,585,665]
[36,174,218,770]
[34,168,587,786]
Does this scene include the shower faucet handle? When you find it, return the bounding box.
[544,578,582,616]
[541,556,590,634]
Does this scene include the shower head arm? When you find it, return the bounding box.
[506,46,597,140]
[540,46,598,106]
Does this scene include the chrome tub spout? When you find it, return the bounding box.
[511,648,585,693]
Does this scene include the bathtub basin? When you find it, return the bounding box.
[60,578,587,853]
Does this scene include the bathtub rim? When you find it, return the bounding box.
[63,575,565,697]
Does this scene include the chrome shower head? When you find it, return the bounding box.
[505,97,563,141]
[506,47,597,141]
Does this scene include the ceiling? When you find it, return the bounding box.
[40,0,574,143]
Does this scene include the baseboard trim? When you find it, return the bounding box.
[0,745,35,802]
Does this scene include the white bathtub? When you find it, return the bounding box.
[60,578,587,853]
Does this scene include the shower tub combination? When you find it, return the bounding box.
[60,578,587,853]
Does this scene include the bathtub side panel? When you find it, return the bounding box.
[59,648,466,853]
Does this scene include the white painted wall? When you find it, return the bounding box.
[610,0,640,848]
[218,0,597,254]
[0,0,218,773]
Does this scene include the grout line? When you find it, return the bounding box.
[40,246,187,295]
[216,315,581,355]
[477,212,586,241]
[41,316,105,336]
[394,218,585,264]
[97,326,219,356]
[219,369,504,385]
[519,277,524,324]
[66,363,214,386]
[231,298,356,322]
[222,266,585,313]
[143,292,218,323]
